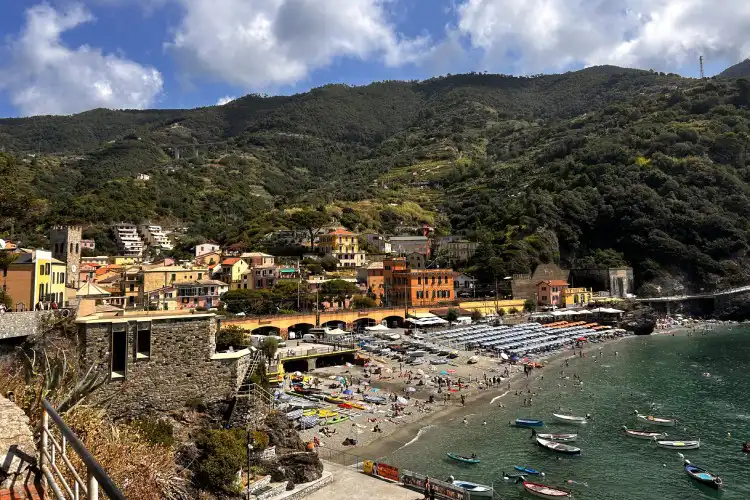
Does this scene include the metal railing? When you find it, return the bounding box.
[40,399,124,500]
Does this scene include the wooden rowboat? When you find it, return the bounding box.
[656,439,699,450]
[523,481,571,499]
[635,411,676,427]
[622,426,667,440]
[552,413,588,425]
[684,460,722,489]
[536,437,581,455]
[536,432,578,442]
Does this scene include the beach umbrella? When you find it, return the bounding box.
[406,387,417,393]
[343,389,353,395]
[328,375,337,380]
[440,370,448,375]
[576,336,587,341]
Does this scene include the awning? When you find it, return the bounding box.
[365,324,391,331]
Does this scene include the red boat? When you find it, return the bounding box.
[523,481,571,499]
[743,441,750,453]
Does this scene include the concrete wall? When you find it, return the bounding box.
[79,315,250,418]
[0,311,45,340]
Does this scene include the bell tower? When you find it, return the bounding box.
[50,226,82,288]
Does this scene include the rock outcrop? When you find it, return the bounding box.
[619,306,656,335]
[0,395,37,489]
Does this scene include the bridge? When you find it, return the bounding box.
[636,285,750,303]
[221,299,526,336]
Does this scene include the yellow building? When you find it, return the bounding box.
[317,228,366,267]
[139,266,208,298]
[112,256,142,266]
[219,258,249,284]
[5,250,67,308]
[561,287,593,307]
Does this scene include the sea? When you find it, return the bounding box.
[381,327,750,499]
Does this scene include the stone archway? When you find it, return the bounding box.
[288,322,315,340]
[383,315,405,328]
[321,320,346,330]
[352,317,376,333]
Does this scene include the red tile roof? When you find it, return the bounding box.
[327,228,354,235]
[221,258,241,265]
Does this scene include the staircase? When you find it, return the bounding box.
[228,352,276,429]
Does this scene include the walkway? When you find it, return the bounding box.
[636,284,750,302]
[306,462,419,500]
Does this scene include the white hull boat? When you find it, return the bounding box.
[552,413,588,425]
[536,432,578,442]
[622,426,667,440]
[655,439,700,450]
[635,411,676,427]
[452,480,494,498]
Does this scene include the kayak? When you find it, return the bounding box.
[320,415,349,425]
[303,409,338,418]
[452,480,493,498]
[552,413,588,425]
[325,396,345,404]
[338,402,366,410]
[514,465,542,475]
[512,418,544,428]
[523,481,571,499]
[684,460,722,489]
[656,439,700,450]
[536,437,581,455]
[536,433,578,442]
[622,426,667,440]
[635,412,676,427]
[447,452,480,464]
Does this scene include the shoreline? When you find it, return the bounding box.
[315,336,631,462]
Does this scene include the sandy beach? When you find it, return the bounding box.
[294,334,631,462]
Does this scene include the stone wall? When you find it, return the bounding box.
[0,311,45,341]
[0,395,36,489]
[79,315,250,419]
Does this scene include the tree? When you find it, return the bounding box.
[216,326,247,351]
[221,289,276,315]
[496,307,506,317]
[508,307,519,314]
[320,254,340,271]
[446,307,459,325]
[272,280,308,311]
[321,279,359,307]
[260,337,279,364]
[351,296,376,309]
[470,310,483,322]
[194,428,248,493]
[523,299,536,312]
[288,208,329,250]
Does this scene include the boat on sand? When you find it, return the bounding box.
[523,481,571,499]
[622,426,667,440]
[536,437,581,455]
[684,460,723,489]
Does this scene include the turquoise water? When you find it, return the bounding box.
[383,329,750,499]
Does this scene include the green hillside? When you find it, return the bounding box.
[2,67,750,294]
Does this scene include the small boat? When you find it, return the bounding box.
[622,426,667,440]
[536,437,581,455]
[512,418,544,428]
[324,396,345,404]
[743,441,750,453]
[523,481,571,499]
[363,395,387,404]
[447,452,480,464]
[635,411,676,427]
[655,439,700,450]
[552,413,588,425]
[321,415,349,425]
[514,465,542,475]
[430,358,449,365]
[285,409,303,420]
[338,402,366,410]
[684,460,723,489]
[536,433,578,442]
[452,479,494,498]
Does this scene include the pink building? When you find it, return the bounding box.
[536,280,569,307]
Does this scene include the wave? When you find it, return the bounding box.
[490,391,510,404]
[398,424,435,450]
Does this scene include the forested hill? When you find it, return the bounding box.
[719,59,750,78]
[2,66,750,295]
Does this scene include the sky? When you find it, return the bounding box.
[0,0,749,118]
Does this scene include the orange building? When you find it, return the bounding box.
[365,262,385,304]
[382,257,454,307]
[537,280,569,307]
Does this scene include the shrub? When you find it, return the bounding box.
[130,417,175,447]
[508,307,519,314]
[351,295,376,309]
[194,428,248,493]
[216,326,247,351]
[252,430,270,450]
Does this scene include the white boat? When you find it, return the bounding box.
[552,413,588,425]
[622,426,667,440]
[452,479,494,498]
[386,333,401,341]
[536,437,581,455]
[635,411,676,427]
[523,481,571,499]
[655,439,700,450]
[536,432,578,442]
[467,355,479,364]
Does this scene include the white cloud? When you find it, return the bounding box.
[0,3,163,116]
[216,95,235,105]
[455,0,750,74]
[167,0,431,88]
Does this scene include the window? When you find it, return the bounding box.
[136,323,151,360]
[171,273,176,282]
[198,273,203,280]
[542,296,548,301]
[111,325,127,378]
[45,263,51,275]
[38,284,44,301]
[75,243,79,254]
[446,290,450,299]
[257,280,262,288]
[39,265,44,276]
[70,242,73,253]
[542,286,547,291]
[130,284,135,292]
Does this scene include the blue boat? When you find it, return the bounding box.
[514,465,542,475]
[684,461,723,489]
[511,418,544,428]
[447,452,480,464]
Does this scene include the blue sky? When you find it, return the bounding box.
[0,0,748,118]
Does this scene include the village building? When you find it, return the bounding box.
[317,228,366,267]
[536,280,569,307]
[382,257,454,307]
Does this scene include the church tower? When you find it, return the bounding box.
[50,226,82,288]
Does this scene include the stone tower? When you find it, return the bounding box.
[50,226,82,288]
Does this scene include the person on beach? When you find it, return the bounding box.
[424,477,431,499]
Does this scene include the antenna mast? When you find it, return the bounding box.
[699,55,705,79]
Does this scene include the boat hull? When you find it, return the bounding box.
[536,437,581,455]
[537,433,577,442]
[447,452,480,464]
[523,482,571,499]
[636,414,676,427]
[552,413,587,425]
[623,428,667,440]
[513,419,544,428]
[514,466,541,475]
[452,481,494,498]
[685,464,722,489]
[656,440,700,450]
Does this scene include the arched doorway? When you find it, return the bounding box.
[288,322,314,340]
[251,326,281,336]
[383,315,404,328]
[352,318,376,333]
[321,320,346,330]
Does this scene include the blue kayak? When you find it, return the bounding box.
[512,418,544,428]
[514,465,541,475]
